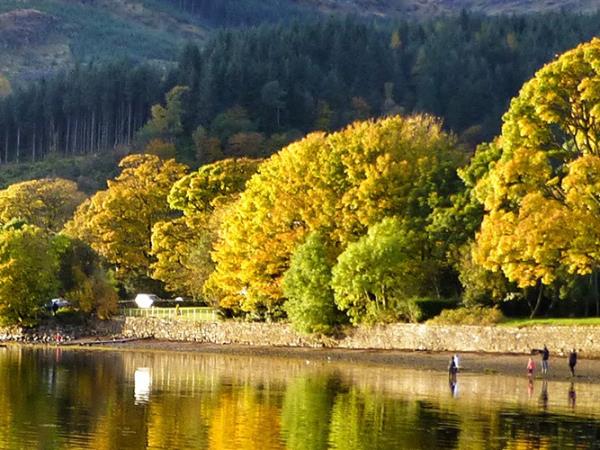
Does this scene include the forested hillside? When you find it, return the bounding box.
[0,0,316,82]
[1,13,600,183]
[2,0,598,83]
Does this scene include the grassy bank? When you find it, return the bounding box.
[501,317,600,327]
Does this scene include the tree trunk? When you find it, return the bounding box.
[4,130,8,164]
[127,101,132,144]
[91,111,96,153]
[16,126,20,163]
[594,271,599,316]
[529,284,544,319]
[65,118,71,155]
[32,128,36,162]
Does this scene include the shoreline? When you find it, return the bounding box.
[11,339,599,383]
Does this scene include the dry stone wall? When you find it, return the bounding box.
[1,318,599,357]
[114,318,600,357]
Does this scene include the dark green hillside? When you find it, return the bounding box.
[1,14,600,181]
[2,0,598,83]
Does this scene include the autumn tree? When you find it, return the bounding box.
[208,115,464,316]
[473,38,600,316]
[150,158,261,299]
[0,178,85,232]
[65,154,187,291]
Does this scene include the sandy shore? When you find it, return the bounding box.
[47,339,600,383]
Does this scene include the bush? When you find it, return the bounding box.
[396,299,424,323]
[427,306,504,325]
[413,298,459,321]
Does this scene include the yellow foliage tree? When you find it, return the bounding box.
[65,154,187,289]
[473,38,600,316]
[151,158,261,300]
[208,115,464,315]
[0,178,85,232]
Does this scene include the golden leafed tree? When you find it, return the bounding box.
[473,38,600,316]
[151,158,261,300]
[208,115,464,315]
[65,154,187,288]
[0,178,85,232]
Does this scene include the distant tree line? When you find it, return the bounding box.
[0,63,162,164]
[153,0,313,26]
[2,13,600,164]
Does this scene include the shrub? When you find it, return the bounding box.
[413,297,459,321]
[427,306,504,325]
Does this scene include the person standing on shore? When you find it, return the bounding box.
[541,345,549,375]
[568,349,577,377]
[453,354,460,372]
[527,357,536,377]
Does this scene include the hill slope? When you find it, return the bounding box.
[0,0,208,82]
[296,0,599,18]
[1,0,598,82]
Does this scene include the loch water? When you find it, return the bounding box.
[0,346,598,449]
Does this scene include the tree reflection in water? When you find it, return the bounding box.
[0,347,598,449]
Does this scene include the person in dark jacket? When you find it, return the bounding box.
[541,345,550,374]
[568,349,577,377]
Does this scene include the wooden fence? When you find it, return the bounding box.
[119,306,219,322]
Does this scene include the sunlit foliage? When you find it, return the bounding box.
[208,115,464,316]
[473,38,600,315]
[0,178,85,232]
[65,154,187,291]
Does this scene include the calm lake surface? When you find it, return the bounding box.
[0,346,599,449]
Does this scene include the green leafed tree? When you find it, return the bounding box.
[0,224,60,326]
[331,217,430,324]
[136,86,190,146]
[283,232,341,334]
[55,236,118,319]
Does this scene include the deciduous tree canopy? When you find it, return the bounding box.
[65,154,187,291]
[473,38,600,316]
[208,115,465,316]
[0,178,85,232]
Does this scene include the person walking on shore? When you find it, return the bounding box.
[541,345,549,375]
[527,357,536,377]
[568,349,577,377]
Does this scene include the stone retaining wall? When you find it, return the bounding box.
[2,318,599,357]
[118,319,597,356]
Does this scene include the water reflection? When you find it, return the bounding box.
[0,347,599,449]
[568,383,576,409]
[134,367,152,405]
[539,380,549,410]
